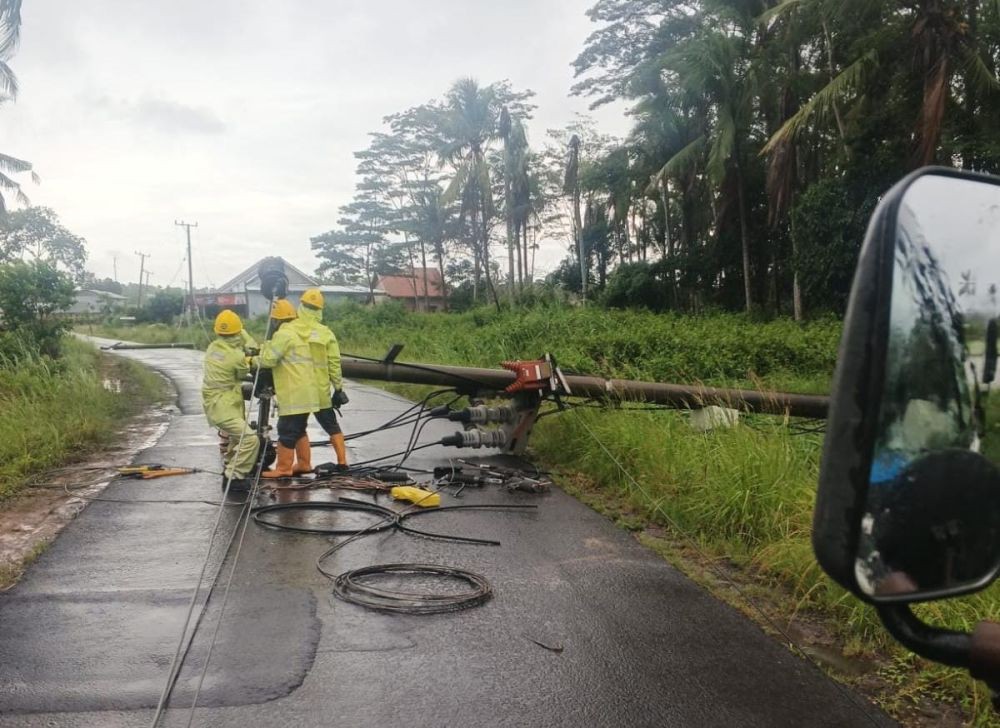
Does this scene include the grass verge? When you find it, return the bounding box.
[0,337,167,501]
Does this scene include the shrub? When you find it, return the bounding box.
[0,261,75,356]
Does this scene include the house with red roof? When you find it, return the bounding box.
[374,268,447,312]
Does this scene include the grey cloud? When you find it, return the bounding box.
[131,97,226,135]
[83,94,226,135]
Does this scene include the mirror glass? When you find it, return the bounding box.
[858,174,1000,600]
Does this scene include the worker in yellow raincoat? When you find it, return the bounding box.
[202,310,260,492]
[297,288,349,470]
[255,299,322,477]
[254,292,349,477]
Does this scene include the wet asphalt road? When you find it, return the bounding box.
[0,339,895,727]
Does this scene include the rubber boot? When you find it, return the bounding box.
[331,432,349,472]
[262,443,295,479]
[225,477,252,494]
[292,436,313,476]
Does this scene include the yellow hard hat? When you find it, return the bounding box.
[301,288,324,309]
[214,309,242,335]
[270,298,297,320]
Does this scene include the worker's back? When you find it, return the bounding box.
[261,321,323,415]
[296,304,343,405]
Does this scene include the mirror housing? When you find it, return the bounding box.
[815,166,1000,603]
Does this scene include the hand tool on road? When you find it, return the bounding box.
[117,464,200,479]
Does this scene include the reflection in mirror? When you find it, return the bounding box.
[858,174,1000,599]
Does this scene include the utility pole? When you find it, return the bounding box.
[135,251,150,307]
[175,220,198,323]
[112,254,118,283]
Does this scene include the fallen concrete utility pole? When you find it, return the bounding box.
[102,342,196,351]
[340,356,829,420]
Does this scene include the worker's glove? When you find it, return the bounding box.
[332,389,349,408]
[245,346,260,357]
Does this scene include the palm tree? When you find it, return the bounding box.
[439,78,502,309]
[502,109,532,297]
[660,31,759,313]
[564,135,586,301]
[762,0,1000,168]
[0,0,20,97]
[0,0,35,213]
[500,107,517,300]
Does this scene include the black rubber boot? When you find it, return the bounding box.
[222,477,252,493]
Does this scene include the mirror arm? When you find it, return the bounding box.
[876,604,972,668]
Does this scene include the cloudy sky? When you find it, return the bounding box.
[2,0,631,289]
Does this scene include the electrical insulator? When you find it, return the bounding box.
[449,405,517,425]
[440,429,508,449]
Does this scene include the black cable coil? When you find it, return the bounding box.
[251,501,397,536]
[331,563,492,614]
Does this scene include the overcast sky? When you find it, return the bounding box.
[2,0,631,289]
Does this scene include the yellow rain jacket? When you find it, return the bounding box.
[297,304,343,404]
[202,333,259,479]
[257,319,324,415]
[202,335,253,425]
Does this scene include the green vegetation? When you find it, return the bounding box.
[0,337,166,500]
[307,2,1000,321]
[330,302,840,393]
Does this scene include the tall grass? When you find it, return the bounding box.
[0,337,166,500]
[83,303,839,393]
[330,302,840,393]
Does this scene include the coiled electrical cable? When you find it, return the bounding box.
[331,563,492,614]
[252,501,397,535]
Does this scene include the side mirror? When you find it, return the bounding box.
[814,167,1000,691]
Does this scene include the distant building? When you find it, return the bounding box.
[63,289,128,317]
[197,257,377,318]
[375,268,447,312]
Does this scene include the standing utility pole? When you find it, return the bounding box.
[175,220,198,323]
[112,254,118,283]
[134,251,150,307]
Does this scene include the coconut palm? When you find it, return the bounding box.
[761,0,1000,168]
[0,0,35,212]
[501,107,533,297]
[439,78,502,308]
[0,0,20,96]
[564,134,586,301]
[658,30,759,313]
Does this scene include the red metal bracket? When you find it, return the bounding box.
[501,359,553,393]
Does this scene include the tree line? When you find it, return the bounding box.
[316,0,1000,318]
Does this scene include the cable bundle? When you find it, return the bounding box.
[331,563,492,614]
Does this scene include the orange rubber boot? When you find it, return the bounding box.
[331,432,349,471]
[262,443,295,479]
[292,436,313,475]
